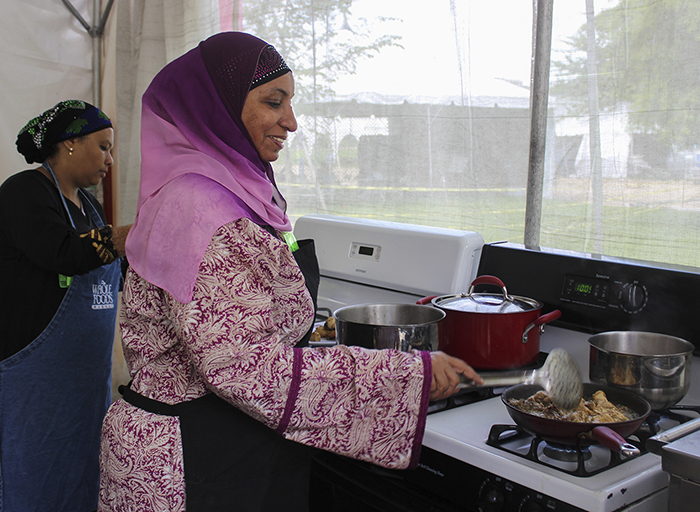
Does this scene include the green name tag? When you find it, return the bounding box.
[281,231,299,252]
[58,274,72,288]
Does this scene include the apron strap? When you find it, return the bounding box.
[118,381,220,416]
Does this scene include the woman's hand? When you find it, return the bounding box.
[111,224,133,258]
[429,351,483,401]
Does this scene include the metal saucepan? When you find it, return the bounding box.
[502,383,651,455]
[334,303,445,351]
[418,275,561,370]
[589,331,694,410]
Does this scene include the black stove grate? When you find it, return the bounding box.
[427,387,498,414]
[487,405,700,478]
[486,424,643,477]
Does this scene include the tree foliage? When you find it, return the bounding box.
[240,0,402,103]
[551,0,700,148]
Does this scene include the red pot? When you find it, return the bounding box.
[417,275,561,370]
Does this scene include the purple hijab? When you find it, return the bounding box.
[125,32,293,303]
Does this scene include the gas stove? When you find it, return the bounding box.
[420,326,700,512]
[294,214,700,512]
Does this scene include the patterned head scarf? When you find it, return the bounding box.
[16,100,112,164]
[125,32,294,303]
[251,45,291,90]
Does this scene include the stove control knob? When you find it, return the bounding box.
[478,479,504,512]
[519,500,544,512]
[619,281,648,314]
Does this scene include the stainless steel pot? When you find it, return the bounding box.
[334,303,445,351]
[589,331,694,410]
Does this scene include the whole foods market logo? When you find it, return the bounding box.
[92,280,114,310]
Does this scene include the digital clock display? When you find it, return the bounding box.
[562,274,608,305]
[574,283,593,294]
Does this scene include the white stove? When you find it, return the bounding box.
[423,325,700,512]
[294,213,485,312]
[297,214,700,512]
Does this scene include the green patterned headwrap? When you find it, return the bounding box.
[15,100,112,164]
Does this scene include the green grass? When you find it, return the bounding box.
[280,182,700,269]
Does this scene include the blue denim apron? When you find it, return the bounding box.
[0,164,120,512]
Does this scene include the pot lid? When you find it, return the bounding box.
[433,275,541,313]
[434,293,540,313]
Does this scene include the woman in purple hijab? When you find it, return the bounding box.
[98,32,480,512]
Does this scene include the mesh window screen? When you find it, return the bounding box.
[227,0,700,267]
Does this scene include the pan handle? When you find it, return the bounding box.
[521,310,562,344]
[416,296,437,305]
[457,370,534,389]
[591,426,640,458]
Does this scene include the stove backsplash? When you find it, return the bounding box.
[477,242,700,355]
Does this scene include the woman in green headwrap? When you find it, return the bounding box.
[0,100,132,512]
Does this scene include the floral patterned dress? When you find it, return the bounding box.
[98,218,431,511]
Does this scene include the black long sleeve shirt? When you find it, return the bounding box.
[0,169,107,360]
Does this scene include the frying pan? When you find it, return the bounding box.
[502,383,651,456]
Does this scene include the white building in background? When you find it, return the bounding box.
[553,102,631,179]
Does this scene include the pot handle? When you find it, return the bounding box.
[416,295,437,305]
[467,275,513,301]
[521,309,562,343]
[591,426,640,458]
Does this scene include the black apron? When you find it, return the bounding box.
[121,235,319,511]
[288,238,320,347]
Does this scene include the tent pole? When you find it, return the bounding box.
[61,0,116,223]
[524,0,554,249]
[93,0,100,106]
[61,0,115,106]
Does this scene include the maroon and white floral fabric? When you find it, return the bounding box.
[98,218,431,511]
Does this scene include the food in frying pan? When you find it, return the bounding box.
[508,389,637,423]
[309,317,336,342]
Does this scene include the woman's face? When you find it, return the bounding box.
[241,72,297,163]
[64,128,115,188]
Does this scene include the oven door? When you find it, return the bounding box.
[309,451,464,512]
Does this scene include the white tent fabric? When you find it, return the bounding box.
[0,0,94,185]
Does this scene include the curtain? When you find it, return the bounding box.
[112,0,224,224]
[111,0,700,269]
